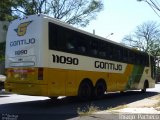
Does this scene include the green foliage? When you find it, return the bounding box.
[0,42,5,62]
[0,0,18,21]
[2,0,103,27]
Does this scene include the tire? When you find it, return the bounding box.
[94,81,106,99]
[49,97,58,101]
[78,81,93,101]
[120,91,124,94]
[141,81,148,93]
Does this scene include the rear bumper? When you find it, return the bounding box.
[5,82,48,96]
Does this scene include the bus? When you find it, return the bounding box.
[5,14,155,101]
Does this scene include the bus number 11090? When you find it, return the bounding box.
[52,54,79,65]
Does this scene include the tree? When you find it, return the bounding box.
[0,0,18,21]
[0,42,5,62]
[122,21,160,58]
[11,0,103,27]
[0,0,103,26]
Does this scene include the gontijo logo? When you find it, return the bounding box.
[14,21,32,36]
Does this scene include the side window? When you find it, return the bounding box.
[48,22,67,51]
[128,51,133,64]
[99,51,106,58]
[49,22,57,50]
[135,54,141,65]
[140,53,149,66]
[89,39,98,56]
[141,54,145,65]
[117,47,122,61]
[50,22,147,65]
[98,42,106,58]
[130,52,135,64]
[66,42,75,50]
[78,46,86,53]
[76,34,88,54]
[66,30,76,51]
[57,26,66,51]
[106,44,113,60]
[112,45,122,61]
[123,48,128,62]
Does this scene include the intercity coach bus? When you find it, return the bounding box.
[5,14,155,101]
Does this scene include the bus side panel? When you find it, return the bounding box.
[47,68,112,96]
[46,64,136,97]
[45,64,153,97]
[65,70,77,96]
[47,68,66,96]
[107,64,133,92]
[65,69,128,96]
[125,65,155,90]
[125,65,143,90]
[109,74,127,91]
[122,64,134,91]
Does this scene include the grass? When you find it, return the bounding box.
[77,104,128,116]
[77,104,99,116]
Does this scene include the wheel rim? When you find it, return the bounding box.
[95,82,105,99]
[78,82,92,100]
[142,82,147,92]
[81,83,91,98]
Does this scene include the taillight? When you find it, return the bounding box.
[38,68,43,80]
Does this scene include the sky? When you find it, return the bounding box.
[81,0,160,43]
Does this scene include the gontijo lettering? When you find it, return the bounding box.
[10,38,35,47]
[95,60,122,71]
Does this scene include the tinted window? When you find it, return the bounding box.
[49,22,149,66]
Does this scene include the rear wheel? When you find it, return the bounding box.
[120,91,124,94]
[49,97,58,101]
[78,80,93,101]
[94,81,106,99]
[141,81,148,93]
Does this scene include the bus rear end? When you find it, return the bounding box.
[5,15,48,96]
